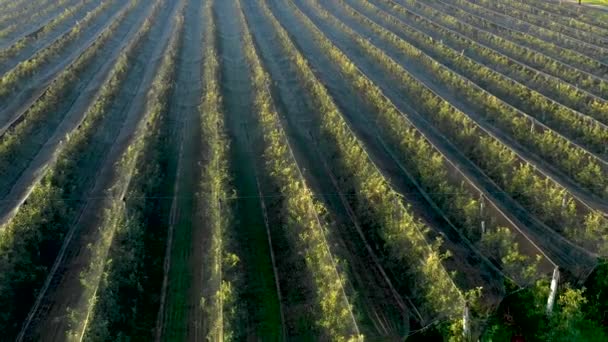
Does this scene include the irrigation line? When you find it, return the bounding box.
[154,82,183,342]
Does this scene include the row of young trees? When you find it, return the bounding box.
[240,4,363,341]
[376,0,608,127]
[198,0,235,340]
[478,0,608,39]
[77,1,182,339]
[314,0,608,255]
[304,0,542,286]
[410,0,608,101]
[464,0,607,52]
[264,0,469,332]
[0,0,123,99]
[351,0,608,176]
[0,0,156,337]
[0,0,46,18]
[439,0,608,77]
[307,2,608,338]
[525,0,608,31]
[240,1,363,340]
[348,0,608,197]
[0,0,144,208]
[0,0,100,67]
[0,0,73,39]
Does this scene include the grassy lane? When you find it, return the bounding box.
[157,0,205,339]
[214,0,284,339]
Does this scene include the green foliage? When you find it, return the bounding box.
[367,0,608,197]
[198,1,235,340]
[241,1,363,339]
[0,0,141,195]
[307,0,541,283]
[483,280,607,341]
[267,0,465,327]
[0,0,73,38]
[72,2,180,340]
[0,2,149,338]
[328,0,608,255]
[393,0,608,103]
[480,228,541,285]
[468,0,608,44]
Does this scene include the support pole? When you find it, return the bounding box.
[463,302,471,341]
[546,267,560,316]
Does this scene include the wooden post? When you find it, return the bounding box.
[546,267,560,315]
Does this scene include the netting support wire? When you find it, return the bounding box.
[546,267,560,316]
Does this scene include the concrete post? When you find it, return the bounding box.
[546,267,560,315]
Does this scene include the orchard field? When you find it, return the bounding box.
[0,0,607,340]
